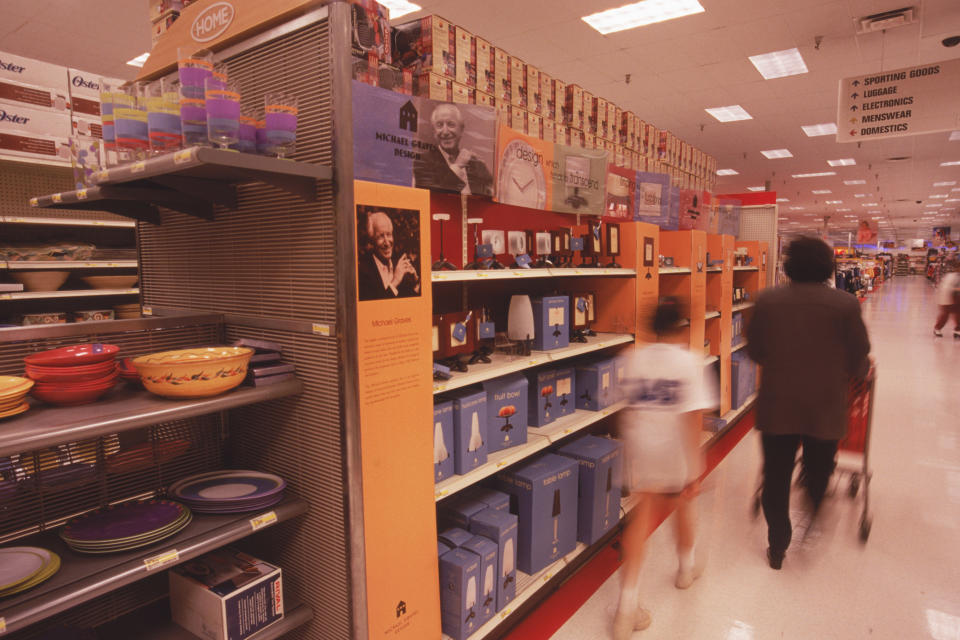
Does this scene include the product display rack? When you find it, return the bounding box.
[0,216,136,228]
[432,267,637,282]
[1,260,138,270]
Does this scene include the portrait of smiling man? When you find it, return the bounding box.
[356,208,422,301]
[413,102,494,196]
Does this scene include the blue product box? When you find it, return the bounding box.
[731,311,744,347]
[439,541,452,556]
[471,488,510,512]
[531,296,570,351]
[461,536,499,626]
[556,435,624,545]
[483,374,528,453]
[439,548,483,640]
[438,499,488,531]
[439,527,475,549]
[450,388,488,474]
[553,367,576,418]
[613,355,628,402]
[468,508,518,612]
[494,453,579,574]
[526,368,559,427]
[731,352,756,409]
[575,359,617,411]
[434,400,455,483]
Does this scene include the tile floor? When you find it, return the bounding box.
[551,276,960,640]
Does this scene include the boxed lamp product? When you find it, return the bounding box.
[452,82,472,105]
[468,507,518,611]
[471,487,510,512]
[434,400,455,483]
[439,526,476,549]
[449,388,488,474]
[509,57,526,108]
[543,119,556,143]
[461,536,499,626]
[540,72,554,120]
[414,72,452,101]
[526,65,541,114]
[553,367,576,418]
[438,499,488,531]
[475,91,495,108]
[454,26,476,87]
[527,112,542,140]
[438,547,482,640]
[391,15,455,77]
[510,105,526,133]
[531,295,569,351]
[553,78,566,123]
[483,374,528,453]
[439,540,453,556]
[493,48,510,104]
[575,358,616,411]
[169,548,283,640]
[564,84,583,130]
[494,453,579,574]
[557,435,624,545]
[526,368,559,427]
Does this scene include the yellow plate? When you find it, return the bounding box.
[0,376,33,399]
[0,402,29,419]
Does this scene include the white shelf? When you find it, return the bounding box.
[731,302,755,312]
[1,261,137,270]
[432,267,636,282]
[705,310,721,320]
[704,355,719,366]
[732,341,747,353]
[733,266,759,271]
[0,215,136,228]
[433,333,634,394]
[0,288,139,300]
[658,266,691,274]
[707,267,723,272]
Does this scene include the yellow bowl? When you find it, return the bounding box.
[131,347,253,398]
[0,376,34,400]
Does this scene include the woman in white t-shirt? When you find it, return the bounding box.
[612,300,718,639]
[934,261,960,338]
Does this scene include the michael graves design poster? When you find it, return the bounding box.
[352,81,496,197]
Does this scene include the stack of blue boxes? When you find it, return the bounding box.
[731,311,745,348]
[731,351,757,409]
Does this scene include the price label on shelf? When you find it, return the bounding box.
[76,189,88,200]
[434,274,446,280]
[130,161,146,174]
[0,294,10,300]
[0,616,5,633]
[496,460,508,468]
[29,197,38,207]
[250,511,278,531]
[144,549,180,571]
[174,148,196,164]
[312,323,331,336]
[434,384,446,392]
[563,428,573,435]
[51,193,62,203]
[142,306,153,316]
[476,272,488,278]
[94,170,109,182]
[435,489,449,499]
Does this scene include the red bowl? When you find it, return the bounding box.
[24,344,119,367]
[27,359,117,373]
[31,384,114,406]
[116,357,140,378]
[26,362,118,383]
[34,372,118,391]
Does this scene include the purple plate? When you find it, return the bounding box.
[62,499,187,542]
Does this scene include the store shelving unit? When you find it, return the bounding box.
[432,267,636,282]
[732,302,755,312]
[116,601,314,639]
[1,288,139,301]
[658,266,692,274]
[1,260,138,270]
[0,215,136,228]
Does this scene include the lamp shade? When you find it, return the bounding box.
[507,295,535,342]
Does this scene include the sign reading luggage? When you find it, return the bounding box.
[836,57,960,142]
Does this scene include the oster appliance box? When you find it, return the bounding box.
[438,548,482,640]
[557,435,624,544]
[434,399,455,482]
[391,15,455,77]
[575,358,616,411]
[482,374,528,453]
[461,536,498,625]
[531,295,569,351]
[494,453,578,574]
[469,508,518,611]
[449,388,488,473]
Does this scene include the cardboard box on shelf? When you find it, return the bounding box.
[438,548,482,640]
[454,26,476,87]
[351,50,379,87]
[542,118,556,144]
[439,526,476,549]
[526,65,541,115]
[564,84,583,130]
[510,105,526,133]
[476,37,494,94]
[471,488,510,512]
[449,388,488,474]
[575,358,617,411]
[469,508,518,612]
[0,102,71,164]
[553,78,566,124]
[460,536,499,626]
[568,127,583,148]
[0,77,69,114]
[434,400,455,483]
[392,15,455,77]
[552,367,576,418]
[583,132,596,149]
[613,105,622,143]
[493,48,511,104]
[531,296,570,351]
[527,112,542,139]
[475,91,495,108]
[0,50,69,95]
[72,114,102,139]
[509,57,526,108]
[67,69,119,118]
[594,96,607,140]
[483,374,529,453]
[556,435,624,545]
[414,72,453,101]
[151,11,181,46]
[452,82,473,104]
[582,90,595,135]
[527,368,559,427]
[540,72,554,120]
[555,123,567,145]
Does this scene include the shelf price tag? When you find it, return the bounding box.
[174,148,196,164]
[94,170,109,182]
[29,197,38,207]
[312,323,331,336]
[476,272,488,278]
[130,161,146,174]
[144,548,180,571]
[142,306,153,316]
[0,616,5,633]
[496,460,509,468]
[250,511,278,531]
[76,189,88,200]
[0,294,10,300]
[434,384,446,392]
[435,489,449,499]
[51,193,62,203]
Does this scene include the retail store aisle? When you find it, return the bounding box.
[551,276,960,640]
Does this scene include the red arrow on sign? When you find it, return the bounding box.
[849,129,858,136]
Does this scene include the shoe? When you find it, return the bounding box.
[767,548,784,570]
[934,329,943,337]
[675,564,704,589]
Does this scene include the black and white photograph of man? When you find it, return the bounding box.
[413,102,494,196]
[356,206,422,301]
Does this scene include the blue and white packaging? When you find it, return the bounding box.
[471,488,510,512]
[483,374,528,453]
[438,499,488,531]
[731,311,745,347]
[614,356,628,402]
[449,388,488,474]
[468,508,518,611]
[434,400,455,483]
[439,541,453,556]
[438,548,482,640]
[438,527,475,549]
[526,368,558,427]
[575,358,617,411]
[494,453,579,574]
[556,435,624,545]
[553,367,576,418]
[531,296,570,351]
[461,536,499,626]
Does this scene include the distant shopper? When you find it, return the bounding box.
[746,236,871,570]
[933,260,960,338]
[612,300,717,639]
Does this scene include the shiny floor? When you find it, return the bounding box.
[551,276,960,640]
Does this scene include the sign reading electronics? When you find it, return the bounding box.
[192,2,236,43]
[836,57,960,142]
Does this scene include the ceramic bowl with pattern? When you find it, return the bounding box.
[132,347,253,398]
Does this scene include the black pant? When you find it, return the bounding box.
[761,433,838,555]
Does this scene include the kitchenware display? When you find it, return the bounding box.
[99,78,121,164]
[205,76,241,149]
[178,47,213,147]
[25,359,117,383]
[73,309,115,323]
[113,303,141,319]
[0,547,61,598]
[0,376,35,407]
[132,346,253,398]
[24,344,119,406]
[236,108,257,153]
[69,134,103,189]
[25,344,119,367]
[81,275,138,290]
[113,84,149,162]
[30,376,118,406]
[146,78,182,154]
[168,470,286,514]
[263,93,298,158]
[22,312,68,326]
[60,499,192,553]
[116,357,142,386]
[10,271,69,292]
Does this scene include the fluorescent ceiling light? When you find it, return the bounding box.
[941,161,960,166]
[946,199,960,203]
[828,158,856,167]
[844,180,866,185]
[862,202,878,206]
[776,198,789,202]
[926,204,943,207]
[761,148,793,159]
[812,189,832,194]
[749,47,808,79]
[582,0,705,34]
[933,181,956,187]
[789,206,805,210]
[953,188,960,192]
[716,168,739,176]
[871,216,883,219]
[801,123,837,137]
[837,208,852,211]
[854,194,867,198]
[378,0,422,18]
[929,194,948,199]
[746,186,765,191]
[950,131,960,141]
[126,52,150,68]
[792,171,836,178]
[826,200,842,204]
[704,105,752,122]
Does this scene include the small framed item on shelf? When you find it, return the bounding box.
[434,400,455,482]
[531,295,569,351]
[438,547,483,640]
[579,221,602,267]
[440,310,478,372]
[469,508,519,611]
[556,435,624,545]
[509,230,532,268]
[483,373,528,452]
[569,291,597,342]
[605,222,621,268]
[534,231,553,268]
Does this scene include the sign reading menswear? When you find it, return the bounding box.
[836,57,960,142]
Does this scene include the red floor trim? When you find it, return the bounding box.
[502,409,756,640]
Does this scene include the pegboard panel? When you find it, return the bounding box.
[737,204,778,287]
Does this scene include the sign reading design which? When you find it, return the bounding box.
[191,2,236,43]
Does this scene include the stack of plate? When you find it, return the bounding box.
[169,470,286,514]
[0,375,34,420]
[60,499,192,554]
[25,344,119,406]
[113,303,141,320]
[0,547,60,598]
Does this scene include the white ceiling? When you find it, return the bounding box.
[2,0,959,244]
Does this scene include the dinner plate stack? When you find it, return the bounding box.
[25,344,120,406]
[168,470,286,514]
[0,375,33,420]
[60,499,192,554]
[0,547,61,598]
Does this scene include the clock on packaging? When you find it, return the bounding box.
[498,139,547,209]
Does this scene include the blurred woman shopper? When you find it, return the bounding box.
[612,301,717,638]
[933,260,960,338]
[746,236,870,570]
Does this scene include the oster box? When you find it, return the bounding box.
[483,374,528,453]
[433,399,455,483]
[449,388,488,474]
[476,37,494,94]
[557,435,624,544]
[0,102,71,164]
[391,15,455,77]
[438,548,482,640]
[454,26,476,87]
[461,536,498,626]
[469,508,518,611]
[575,358,616,411]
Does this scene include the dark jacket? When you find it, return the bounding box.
[746,283,870,440]
[413,146,493,196]
[357,252,419,301]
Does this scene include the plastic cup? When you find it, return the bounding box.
[98,78,122,165]
[205,77,240,149]
[235,109,257,154]
[114,84,149,161]
[177,47,213,89]
[146,79,182,154]
[263,93,298,158]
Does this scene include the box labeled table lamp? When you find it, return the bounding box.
[575,358,616,411]
[557,435,624,544]
[434,399,455,483]
[438,547,482,640]
[483,374,528,452]
[531,295,569,351]
[449,388,488,473]
[169,548,283,640]
[469,507,518,612]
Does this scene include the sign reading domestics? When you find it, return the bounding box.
[836,57,960,142]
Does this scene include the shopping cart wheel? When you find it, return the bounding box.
[859,516,872,542]
[848,474,861,498]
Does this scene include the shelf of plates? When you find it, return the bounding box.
[1,261,138,270]
[432,267,636,282]
[114,601,314,640]
[0,216,136,228]
[0,496,309,635]
[0,288,140,301]
[0,378,303,458]
[29,147,333,224]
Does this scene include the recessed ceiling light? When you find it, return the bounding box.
[844,180,866,185]
[827,158,856,167]
[761,148,793,159]
[953,188,960,192]
[837,208,852,211]
[749,47,808,79]
[582,0,705,34]
[716,168,739,176]
[801,123,837,137]
[946,199,960,203]
[826,200,843,204]
[929,194,948,199]
[941,161,960,166]
[812,189,832,194]
[950,131,960,141]
[926,203,943,207]
[776,197,789,202]
[792,171,836,178]
[871,216,883,220]
[933,181,956,187]
[746,186,766,191]
[704,105,753,122]
[126,52,150,68]
[854,194,868,198]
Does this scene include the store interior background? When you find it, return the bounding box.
[2,0,959,247]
